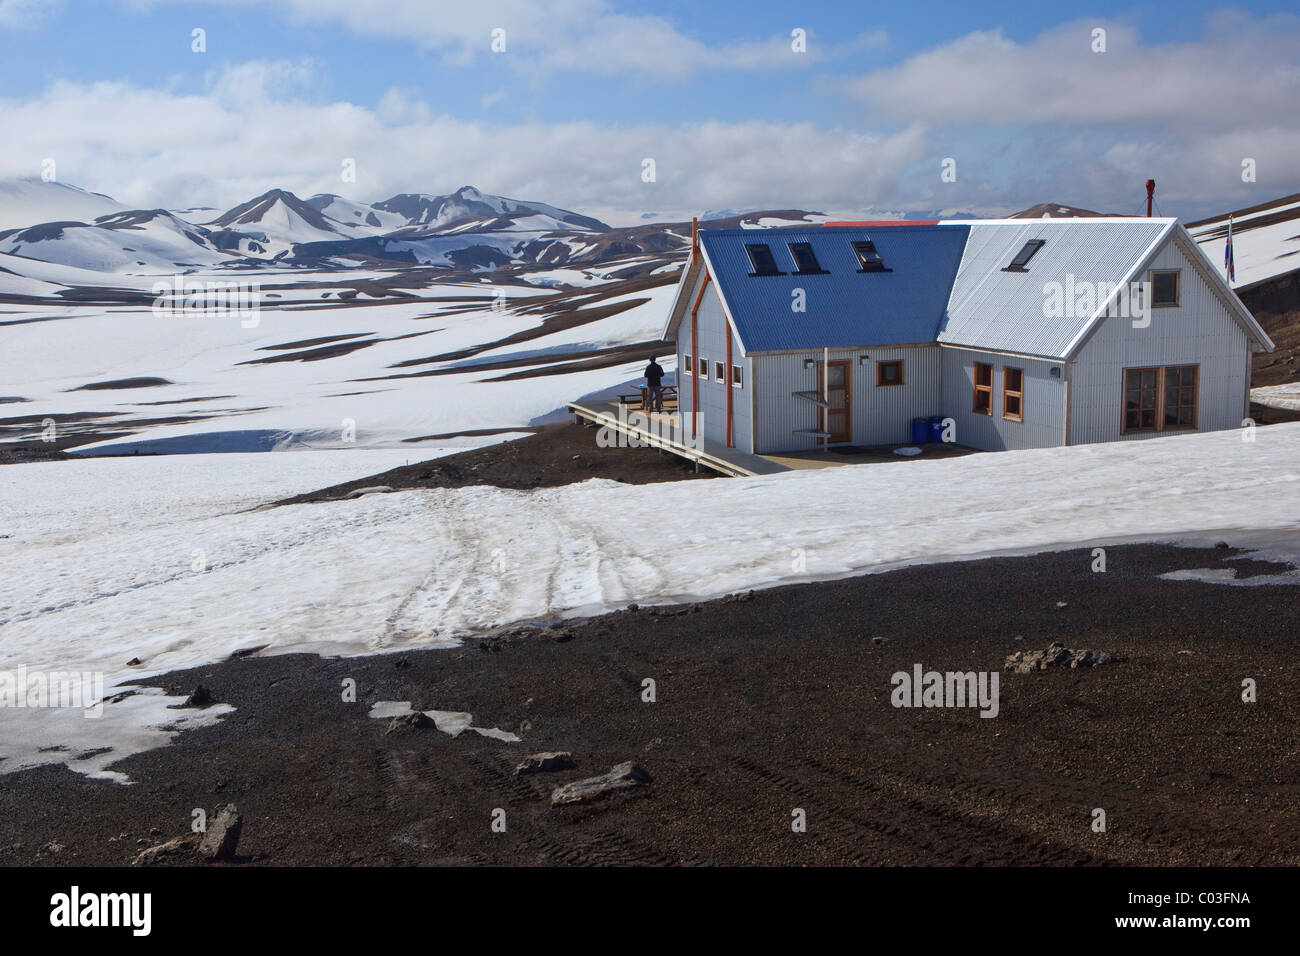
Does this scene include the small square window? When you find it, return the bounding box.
[876,360,904,386]
[731,364,743,388]
[684,354,692,377]
[714,362,725,382]
[788,242,825,275]
[851,239,887,272]
[744,243,784,276]
[1151,270,1180,307]
[698,356,708,377]
[1003,239,1045,272]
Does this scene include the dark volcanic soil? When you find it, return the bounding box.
[3,542,1297,867]
[275,419,715,505]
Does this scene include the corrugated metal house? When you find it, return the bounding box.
[661,219,1274,455]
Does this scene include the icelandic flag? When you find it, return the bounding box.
[1225,215,1235,283]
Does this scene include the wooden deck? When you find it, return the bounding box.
[568,398,980,478]
[567,399,789,477]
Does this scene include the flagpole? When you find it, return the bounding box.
[1224,214,1235,285]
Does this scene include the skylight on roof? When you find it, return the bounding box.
[851,239,888,272]
[744,243,784,276]
[1004,239,1045,271]
[788,241,825,275]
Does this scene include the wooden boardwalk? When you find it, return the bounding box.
[567,399,790,477]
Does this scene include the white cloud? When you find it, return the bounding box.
[129,0,880,78]
[845,14,1300,131]
[0,63,929,220]
[0,0,60,29]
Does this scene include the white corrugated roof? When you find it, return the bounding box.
[937,218,1173,359]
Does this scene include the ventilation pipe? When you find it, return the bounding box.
[1145,179,1155,217]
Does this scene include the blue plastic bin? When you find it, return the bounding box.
[927,416,946,443]
[911,418,929,444]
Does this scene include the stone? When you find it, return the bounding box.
[181,685,214,707]
[551,761,652,806]
[515,752,575,775]
[197,804,243,862]
[132,834,198,866]
[385,711,435,734]
[1006,641,1122,673]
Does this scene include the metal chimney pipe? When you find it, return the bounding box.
[1145,179,1155,217]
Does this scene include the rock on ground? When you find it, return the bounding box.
[1005,641,1121,674]
[516,752,575,775]
[551,761,652,806]
[197,804,243,862]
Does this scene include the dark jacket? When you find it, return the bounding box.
[644,360,664,387]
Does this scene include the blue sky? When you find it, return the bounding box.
[2,0,1298,222]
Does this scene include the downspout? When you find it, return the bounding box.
[822,346,829,450]
[725,322,733,447]
[690,272,711,440]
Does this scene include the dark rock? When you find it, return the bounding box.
[544,626,576,643]
[1214,541,1230,549]
[197,804,242,862]
[515,751,575,775]
[551,761,652,806]
[181,685,214,707]
[385,711,435,734]
[125,657,141,666]
[132,834,198,866]
[1006,641,1123,673]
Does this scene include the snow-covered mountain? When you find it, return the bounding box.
[0,209,228,273]
[0,179,126,231]
[1187,194,1300,290]
[373,185,608,234]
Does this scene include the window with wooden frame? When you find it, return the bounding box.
[1151,269,1180,308]
[714,361,725,382]
[972,362,993,414]
[698,356,708,378]
[1002,367,1024,421]
[876,360,904,386]
[1123,365,1198,433]
[731,364,743,388]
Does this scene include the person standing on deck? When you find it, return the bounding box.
[643,357,665,413]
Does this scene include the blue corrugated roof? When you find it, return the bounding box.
[698,225,970,352]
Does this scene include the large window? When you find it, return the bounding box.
[1002,367,1024,421]
[1124,365,1198,433]
[973,362,993,414]
[876,360,904,386]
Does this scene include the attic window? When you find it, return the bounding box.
[745,243,785,276]
[851,239,888,273]
[1003,239,1045,272]
[788,242,826,275]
